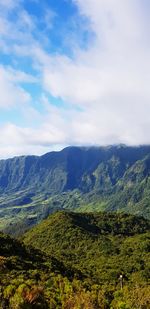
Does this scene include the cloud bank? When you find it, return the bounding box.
[0,0,150,158]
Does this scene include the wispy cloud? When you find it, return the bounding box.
[0,66,32,109]
[0,0,20,10]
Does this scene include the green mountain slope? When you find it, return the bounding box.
[23,211,150,286]
[1,145,150,231]
[1,212,150,308]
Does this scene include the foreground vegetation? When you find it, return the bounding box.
[0,211,150,308]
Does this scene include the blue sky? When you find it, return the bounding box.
[0,0,150,158]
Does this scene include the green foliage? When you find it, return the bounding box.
[1,211,150,308]
[22,212,150,287]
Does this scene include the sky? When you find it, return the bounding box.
[0,0,150,158]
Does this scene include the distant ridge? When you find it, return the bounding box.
[1,144,150,193]
[0,144,150,232]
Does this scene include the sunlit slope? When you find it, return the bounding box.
[23,211,150,285]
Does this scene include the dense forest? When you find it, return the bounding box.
[0,211,150,308]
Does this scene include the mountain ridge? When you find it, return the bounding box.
[1,144,150,193]
[0,144,150,232]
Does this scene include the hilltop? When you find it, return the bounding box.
[23,211,150,285]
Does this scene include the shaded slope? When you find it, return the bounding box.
[0,231,69,276]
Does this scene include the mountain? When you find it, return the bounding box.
[0,145,150,232]
[1,211,150,308]
[1,145,150,194]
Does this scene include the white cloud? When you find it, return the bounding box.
[41,0,150,104]
[0,0,150,158]
[0,66,32,109]
[35,0,150,147]
[0,121,67,158]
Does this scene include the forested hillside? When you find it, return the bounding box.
[0,211,150,308]
[23,211,150,286]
